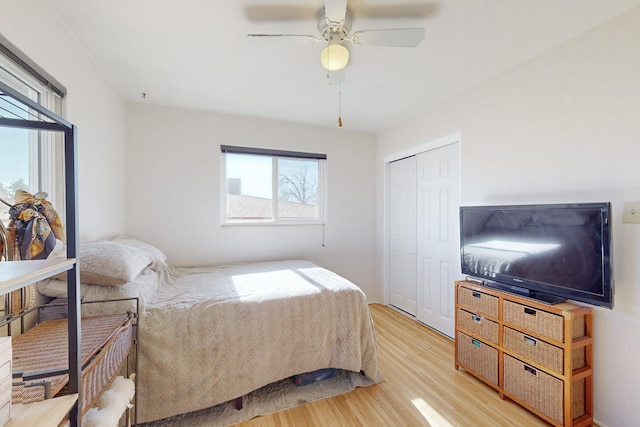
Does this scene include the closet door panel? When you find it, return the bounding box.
[388,156,417,315]
[416,143,460,337]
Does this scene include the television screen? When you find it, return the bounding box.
[460,202,613,308]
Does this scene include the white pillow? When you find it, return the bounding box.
[77,241,154,286]
[110,234,167,270]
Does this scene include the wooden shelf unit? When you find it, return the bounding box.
[0,262,81,427]
[0,259,75,294]
[5,394,78,427]
[454,281,594,427]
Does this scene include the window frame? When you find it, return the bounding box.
[0,47,64,221]
[220,145,327,226]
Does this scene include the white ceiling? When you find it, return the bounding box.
[47,0,640,133]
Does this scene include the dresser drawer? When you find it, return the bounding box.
[0,401,9,426]
[0,337,10,380]
[457,285,498,318]
[503,326,563,374]
[456,331,498,386]
[504,354,585,425]
[457,308,499,344]
[503,327,586,375]
[0,361,10,384]
[0,362,9,426]
[503,300,564,342]
[0,376,10,408]
[504,354,563,424]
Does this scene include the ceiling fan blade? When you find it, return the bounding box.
[353,4,439,19]
[245,6,318,22]
[350,28,426,47]
[324,0,347,27]
[247,34,322,45]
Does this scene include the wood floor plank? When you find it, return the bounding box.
[234,304,549,426]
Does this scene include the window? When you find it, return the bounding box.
[0,37,65,222]
[221,146,326,224]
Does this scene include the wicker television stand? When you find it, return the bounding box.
[454,280,594,426]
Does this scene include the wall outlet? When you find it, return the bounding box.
[622,201,640,224]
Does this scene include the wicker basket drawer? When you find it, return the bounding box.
[503,300,564,342]
[503,327,586,375]
[504,354,563,423]
[456,331,498,386]
[503,326,563,374]
[457,308,499,344]
[504,354,586,425]
[457,285,498,318]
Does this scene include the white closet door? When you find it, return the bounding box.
[415,143,460,337]
[388,156,417,316]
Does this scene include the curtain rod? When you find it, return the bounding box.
[221,145,327,160]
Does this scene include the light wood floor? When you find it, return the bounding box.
[234,303,550,427]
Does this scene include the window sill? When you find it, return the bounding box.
[221,221,326,227]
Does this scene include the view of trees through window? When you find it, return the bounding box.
[224,152,323,223]
[0,179,29,205]
[0,118,30,207]
[0,78,31,211]
[277,159,319,219]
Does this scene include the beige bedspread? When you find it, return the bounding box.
[120,260,379,423]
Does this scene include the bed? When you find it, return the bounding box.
[37,236,381,423]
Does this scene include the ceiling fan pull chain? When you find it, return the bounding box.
[338,88,343,127]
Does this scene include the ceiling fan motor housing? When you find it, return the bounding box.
[318,8,352,42]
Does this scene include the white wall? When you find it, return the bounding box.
[377,7,640,427]
[124,102,378,299]
[1,0,125,241]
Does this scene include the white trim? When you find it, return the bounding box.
[220,151,227,223]
[0,34,67,97]
[271,156,278,220]
[382,131,462,306]
[383,131,462,164]
[321,156,328,226]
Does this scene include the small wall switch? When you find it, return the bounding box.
[622,201,640,224]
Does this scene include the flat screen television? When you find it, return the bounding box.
[459,202,613,308]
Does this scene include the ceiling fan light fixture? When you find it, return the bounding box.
[320,42,349,71]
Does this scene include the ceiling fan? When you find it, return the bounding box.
[247,0,427,81]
